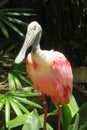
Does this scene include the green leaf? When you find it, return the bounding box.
[18,73,33,86]
[13,99,30,114]
[9,97,23,116]
[5,97,10,123]
[0,8,36,16]
[67,95,79,117]
[12,88,39,97]
[13,69,26,75]
[5,16,27,25]
[48,109,58,116]
[22,109,41,130]
[0,8,34,12]
[40,115,54,130]
[7,114,29,130]
[67,113,79,130]
[0,94,5,99]
[14,96,42,109]
[0,96,6,111]
[26,91,40,97]
[62,104,72,130]
[8,73,16,92]
[79,120,87,130]
[14,76,23,89]
[68,102,87,130]
[1,18,24,37]
[0,20,9,38]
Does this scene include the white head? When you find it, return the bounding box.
[15,21,42,64]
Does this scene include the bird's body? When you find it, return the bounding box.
[15,21,73,130]
[26,50,73,104]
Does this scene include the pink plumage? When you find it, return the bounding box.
[26,50,73,104]
[15,21,73,130]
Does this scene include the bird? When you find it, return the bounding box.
[15,21,73,130]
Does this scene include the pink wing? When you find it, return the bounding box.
[51,53,73,88]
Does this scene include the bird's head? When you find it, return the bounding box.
[15,21,42,64]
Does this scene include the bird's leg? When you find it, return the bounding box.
[58,105,62,130]
[42,94,48,130]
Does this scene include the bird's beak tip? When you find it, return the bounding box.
[15,59,20,64]
[15,55,24,64]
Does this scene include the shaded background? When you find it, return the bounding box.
[0,0,87,130]
[0,0,87,66]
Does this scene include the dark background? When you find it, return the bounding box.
[0,0,87,66]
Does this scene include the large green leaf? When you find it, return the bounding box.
[67,95,79,117]
[22,109,41,130]
[67,102,87,130]
[62,95,79,130]
[62,104,72,130]
[6,114,29,129]
[67,113,79,130]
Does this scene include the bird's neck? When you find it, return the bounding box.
[32,33,41,54]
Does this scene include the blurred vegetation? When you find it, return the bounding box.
[0,0,87,130]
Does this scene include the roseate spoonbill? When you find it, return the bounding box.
[15,21,73,130]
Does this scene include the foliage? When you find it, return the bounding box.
[0,8,36,38]
[0,0,36,57]
[22,109,41,130]
[0,0,36,38]
[0,61,42,129]
[67,102,87,130]
[0,0,87,130]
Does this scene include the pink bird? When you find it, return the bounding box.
[15,21,73,130]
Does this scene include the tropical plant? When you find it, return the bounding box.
[0,0,87,130]
[0,8,36,38]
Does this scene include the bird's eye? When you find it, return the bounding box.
[33,25,36,30]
